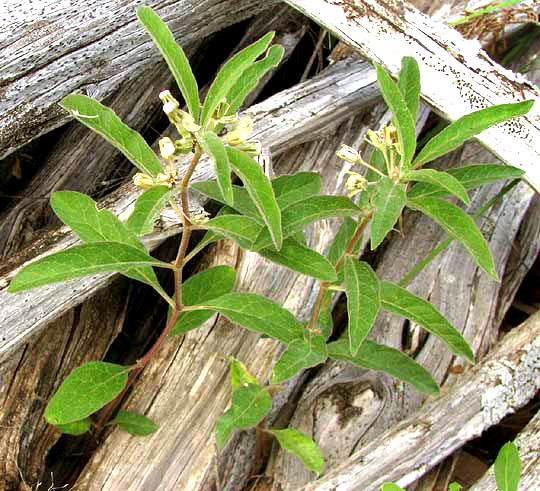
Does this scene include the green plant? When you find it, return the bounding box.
[382,440,522,490]
[8,7,532,476]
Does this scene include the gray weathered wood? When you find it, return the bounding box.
[298,309,540,491]
[0,0,278,161]
[469,409,540,490]
[0,57,380,363]
[283,0,540,193]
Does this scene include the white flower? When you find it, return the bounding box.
[336,144,360,163]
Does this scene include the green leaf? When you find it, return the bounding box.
[371,177,407,249]
[60,94,162,177]
[200,292,304,344]
[398,56,421,122]
[260,238,338,282]
[272,172,322,210]
[216,383,272,448]
[268,428,325,476]
[204,214,263,249]
[403,169,470,206]
[109,409,159,436]
[272,336,327,383]
[375,63,416,166]
[126,185,171,236]
[51,191,162,288]
[54,418,92,436]
[495,442,521,491]
[344,258,381,355]
[9,242,171,292]
[407,164,525,199]
[381,484,406,491]
[227,44,284,115]
[381,484,405,491]
[253,196,361,251]
[45,361,130,424]
[192,181,262,221]
[226,146,282,250]
[137,6,200,120]
[448,483,463,491]
[199,131,234,206]
[407,196,498,279]
[328,339,440,394]
[230,358,259,391]
[201,32,275,125]
[380,281,475,361]
[171,265,236,335]
[192,172,322,223]
[412,100,534,168]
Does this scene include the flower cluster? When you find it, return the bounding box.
[336,124,403,197]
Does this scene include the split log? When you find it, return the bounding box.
[282,0,540,193]
[298,308,540,491]
[0,0,279,161]
[0,57,380,363]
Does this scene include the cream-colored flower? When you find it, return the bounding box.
[133,173,154,189]
[159,137,176,160]
[345,171,368,197]
[336,144,360,163]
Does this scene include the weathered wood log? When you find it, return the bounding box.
[282,0,540,193]
[0,0,279,161]
[469,407,540,490]
[0,57,380,363]
[296,308,540,491]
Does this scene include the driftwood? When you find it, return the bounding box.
[0,57,380,363]
[283,0,540,194]
[1,0,540,489]
[297,309,540,490]
[0,0,279,161]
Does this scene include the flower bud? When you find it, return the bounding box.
[236,140,261,157]
[159,137,176,160]
[133,173,154,189]
[190,207,210,225]
[213,98,230,119]
[336,144,360,163]
[345,171,368,197]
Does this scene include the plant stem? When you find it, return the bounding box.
[306,213,372,334]
[93,149,203,433]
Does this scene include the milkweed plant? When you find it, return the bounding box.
[8,6,532,477]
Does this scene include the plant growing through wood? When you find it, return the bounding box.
[8,7,532,476]
[382,440,522,490]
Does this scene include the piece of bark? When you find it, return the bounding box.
[0,57,380,363]
[468,407,540,490]
[0,0,279,161]
[296,308,540,491]
[282,0,540,193]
